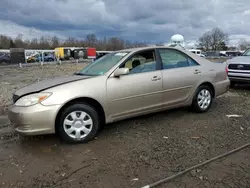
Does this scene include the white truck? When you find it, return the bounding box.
[188,49,205,57]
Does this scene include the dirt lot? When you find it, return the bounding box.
[0,63,249,188]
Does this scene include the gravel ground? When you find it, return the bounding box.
[0,63,87,115]
[0,64,249,188]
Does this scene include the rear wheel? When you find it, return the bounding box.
[57,103,100,144]
[192,85,213,113]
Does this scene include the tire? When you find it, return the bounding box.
[230,81,236,88]
[191,85,213,113]
[57,103,100,144]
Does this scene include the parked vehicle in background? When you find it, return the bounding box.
[8,46,230,144]
[55,47,96,60]
[95,51,113,60]
[227,48,250,87]
[0,53,10,64]
[26,52,55,63]
[188,49,205,57]
[225,51,242,57]
[26,53,40,63]
[205,51,228,58]
[44,53,55,62]
[55,47,73,60]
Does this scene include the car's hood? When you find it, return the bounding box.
[227,56,250,64]
[14,75,90,97]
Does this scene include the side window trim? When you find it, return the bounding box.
[156,48,200,70]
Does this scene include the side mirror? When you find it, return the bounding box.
[114,68,129,77]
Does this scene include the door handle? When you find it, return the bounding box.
[151,76,161,81]
[194,69,201,74]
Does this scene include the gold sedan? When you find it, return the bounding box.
[8,46,230,144]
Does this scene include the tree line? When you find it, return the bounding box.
[198,27,250,51]
[1,28,249,51]
[0,34,147,51]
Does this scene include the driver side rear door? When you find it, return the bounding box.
[158,48,202,108]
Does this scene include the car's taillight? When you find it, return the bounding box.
[225,65,228,80]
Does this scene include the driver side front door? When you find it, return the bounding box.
[106,49,163,122]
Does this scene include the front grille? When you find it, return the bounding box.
[228,64,250,70]
[12,94,19,103]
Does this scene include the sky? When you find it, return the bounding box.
[0,0,250,47]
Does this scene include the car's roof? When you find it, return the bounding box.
[111,45,213,66]
[116,46,186,52]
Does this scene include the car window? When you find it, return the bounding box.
[120,50,156,74]
[79,52,129,76]
[159,49,198,69]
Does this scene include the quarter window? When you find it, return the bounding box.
[158,49,199,69]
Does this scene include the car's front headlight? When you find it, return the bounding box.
[15,92,52,107]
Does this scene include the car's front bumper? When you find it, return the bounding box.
[228,70,250,83]
[8,103,61,136]
[228,75,250,83]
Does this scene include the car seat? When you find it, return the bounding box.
[132,60,141,69]
[130,60,142,74]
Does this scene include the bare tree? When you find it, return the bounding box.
[238,39,250,51]
[210,28,228,50]
[0,33,148,50]
[14,34,25,48]
[63,36,77,47]
[0,35,12,49]
[39,36,50,49]
[30,38,39,49]
[106,37,125,50]
[85,34,97,47]
[9,39,16,48]
[51,36,60,49]
[198,27,228,51]
[198,31,211,51]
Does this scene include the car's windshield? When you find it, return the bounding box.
[77,52,129,76]
[242,49,250,56]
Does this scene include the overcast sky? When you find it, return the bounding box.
[0,0,250,46]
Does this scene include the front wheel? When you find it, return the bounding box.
[57,103,100,144]
[191,85,213,113]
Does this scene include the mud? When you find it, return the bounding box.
[0,64,249,188]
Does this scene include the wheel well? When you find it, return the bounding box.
[55,97,106,133]
[199,82,215,97]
